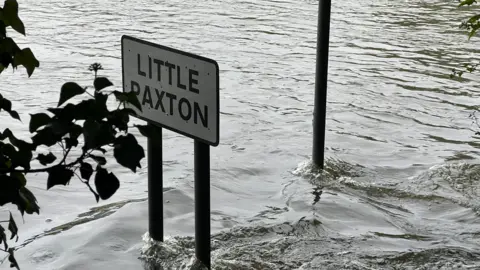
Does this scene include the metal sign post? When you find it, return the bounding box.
[121,35,219,269]
[194,141,210,268]
[312,0,332,169]
[148,124,163,241]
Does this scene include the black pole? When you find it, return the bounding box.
[194,140,210,269]
[312,0,332,169]
[148,124,163,241]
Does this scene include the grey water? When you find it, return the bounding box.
[1,0,480,269]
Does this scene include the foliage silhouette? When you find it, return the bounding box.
[0,0,153,268]
[451,0,479,78]
[452,1,480,132]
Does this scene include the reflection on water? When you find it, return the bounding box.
[1,0,480,269]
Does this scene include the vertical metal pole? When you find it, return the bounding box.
[312,0,332,169]
[194,140,210,269]
[148,124,163,241]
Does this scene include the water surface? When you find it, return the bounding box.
[1,0,480,269]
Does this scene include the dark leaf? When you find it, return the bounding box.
[68,123,83,139]
[1,38,20,55]
[0,154,10,170]
[72,100,94,121]
[113,134,145,173]
[47,103,76,125]
[91,92,109,120]
[8,248,19,270]
[113,91,142,112]
[89,154,106,166]
[112,91,128,102]
[9,14,25,36]
[8,110,20,121]
[94,92,108,107]
[0,21,6,39]
[49,121,70,137]
[80,162,93,181]
[11,172,26,187]
[37,152,56,166]
[467,14,480,24]
[0,224,7,250]
[82,120,99,150]
[94,77,113,92]
[16,187,40,215]
[32,126,60,147]
[459,0,475,7]
[0,132,32,170]
[47,166,74,190]
[14,148,32,170]
[0,96,21,121]
[1,146,31,171]
[3,128,34,151]
[74,98,108,121]
[14,48,39,77]
[29,113,51,133]
[1,144,16,162]
[8,212,18,241]
[3,0,25,36]
[64,137,78,149]
[0,127,6,140]
[107,109,130,131]
[94,167,120,200]
[0,53,10,70]
[47,107,62,115]
[58,82,85,107]
[83,120,115,150]
[126,91,143,112]
[0,174,22,207]
[64,123,82,148]
[1,97,12,111]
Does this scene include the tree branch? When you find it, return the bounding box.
[61,147,72,165]
[0,149,85,174]
[84,87,95,98]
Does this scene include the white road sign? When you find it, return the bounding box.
[121,35,219,146]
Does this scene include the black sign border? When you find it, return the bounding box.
[121,35,220,147]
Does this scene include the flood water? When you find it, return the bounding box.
[1,0,480,269]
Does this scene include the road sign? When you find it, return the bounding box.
[121,35,220,146]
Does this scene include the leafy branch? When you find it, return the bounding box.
[0,0,161,268]
[450,0,479,78]
[458,0,480,39]
[0,66,151,269]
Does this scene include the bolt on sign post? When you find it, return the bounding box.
[121,35,219,269]
[312,0,331,170]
